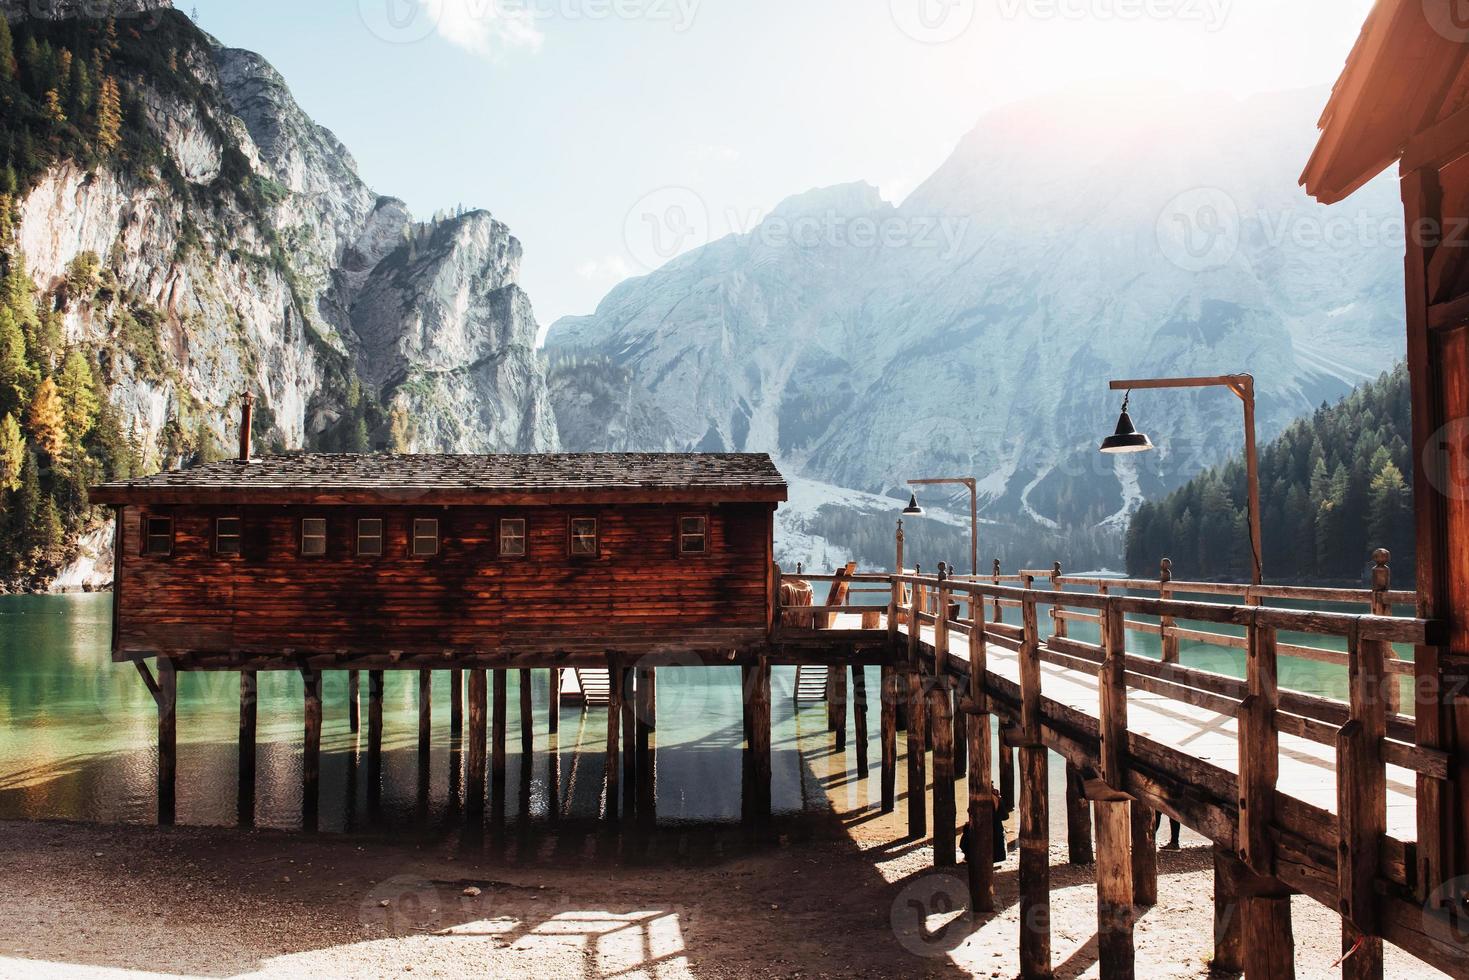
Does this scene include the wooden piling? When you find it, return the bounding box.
[1338,624,1388,980]
[1017,595,1050,979]
[832,661,848,751]
[852,663,869,775]
[906,666,928,838]
[880,664,897,812]
[636,666,656,824]
[548,667,560,735]
[418,669,432,757]
[520,668,534,756]
[302,665,322,829]
[154,659,177,825]
[1095,797,1135,980]
[953,686,967,780]
[467,669,487,815]
[966,609,995,914]
[1211,845,1244,973]
[622,667,637,814]
[748,655,772,823]
[606,653,622,821]
[930,680,956,866]
[492,670,507,786]
[368,670,384,758]
[999,734,1015,818]
[450,669,463,736]
[348,669,361,734]
[1065,762,1094,865]
[239,669,256,822]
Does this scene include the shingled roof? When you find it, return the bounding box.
[90,453,788,506]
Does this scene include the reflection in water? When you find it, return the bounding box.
[0,592,1388,840]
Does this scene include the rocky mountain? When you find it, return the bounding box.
[0,1,555,590]
[548,86,1406,563]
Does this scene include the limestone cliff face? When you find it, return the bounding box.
[3,3,558,588]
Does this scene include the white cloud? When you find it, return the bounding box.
[577,254,636,284]
[422,0,544,57]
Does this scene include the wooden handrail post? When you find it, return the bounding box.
[967,601,995,913]
[1369,550,1400,715]
[1017,592,1051,979]
[992,559,1004,624]
[1160,558,1180,665]
[1337,624,1387,979]
[1095,597,1137,978]
[935,565,952,677]
[1050,562,1067,640]
[1239,618,1280,875]
[907,566,928,839]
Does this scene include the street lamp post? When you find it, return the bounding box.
[1101,374,1262,587]
[905,477,979,579]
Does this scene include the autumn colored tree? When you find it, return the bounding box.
[0,413,22,493]
[26,376,66,459]
[95,76,122,152]
[0,15,16,82]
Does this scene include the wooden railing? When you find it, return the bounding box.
[773,557,1455,976]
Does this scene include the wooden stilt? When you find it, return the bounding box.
[368,670,384,807]
[1211,845,1245,973]
[238,669,256,824]
[930,680,955,866]
[302,665,322,830]
[1065,762,1094,865]
[1233,851,1297,979]
[851,663,869,775]
[1094,798,1136,980]
[880,664,897,812]
[621,667,637,816]
[548,667,560,736]
[953,687,967,780]
[418,669,432,757]
[906,666,927,837]
[1018,745,1051,979]
[1130,801,1158,907]
[152,659,177,826]
[348,669,361,734]
[520,668,533,756]
[450,669,463,736]
[636,666,656,825]
[998,734,1015,818]
[492,670,507,786]
[605,653,622,821]
[966,605,995,913]
[832,662,847,751]
[751,655,772,822]
[467,669,487,815]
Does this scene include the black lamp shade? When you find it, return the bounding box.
[1100,410,1154,454]
[902,492,925,516]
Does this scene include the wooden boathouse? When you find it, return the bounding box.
[87,3,1469,975]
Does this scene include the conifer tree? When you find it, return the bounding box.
[56,349,98,447]
[0,306,31,417]
[0,15,16,82]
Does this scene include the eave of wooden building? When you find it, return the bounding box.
[1302,0,1469,204]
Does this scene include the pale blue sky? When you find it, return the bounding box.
[188,0,1374,331]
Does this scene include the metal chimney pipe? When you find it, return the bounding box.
[237,392,254,464]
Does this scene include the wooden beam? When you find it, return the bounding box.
[520,668,534,756]
[1018,744,1051,980]
[302,665,322,830]
[606,653,622,822]
[492,670,507,788]
[239,669,256,824]
[880,664,897,813]
[1338,629,1388,980]
[467,668,487,815]
[931,680,956,867]
[418,669,432,758]
[1239,622,1280,875]
[349,669,361,734]
[1065,763,1094,865]
[1400,101,1469,174]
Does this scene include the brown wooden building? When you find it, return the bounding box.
[92,449,787,668]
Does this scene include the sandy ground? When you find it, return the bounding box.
[0,809,1448,980]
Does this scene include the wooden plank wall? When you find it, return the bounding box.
[116,503,774,658]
